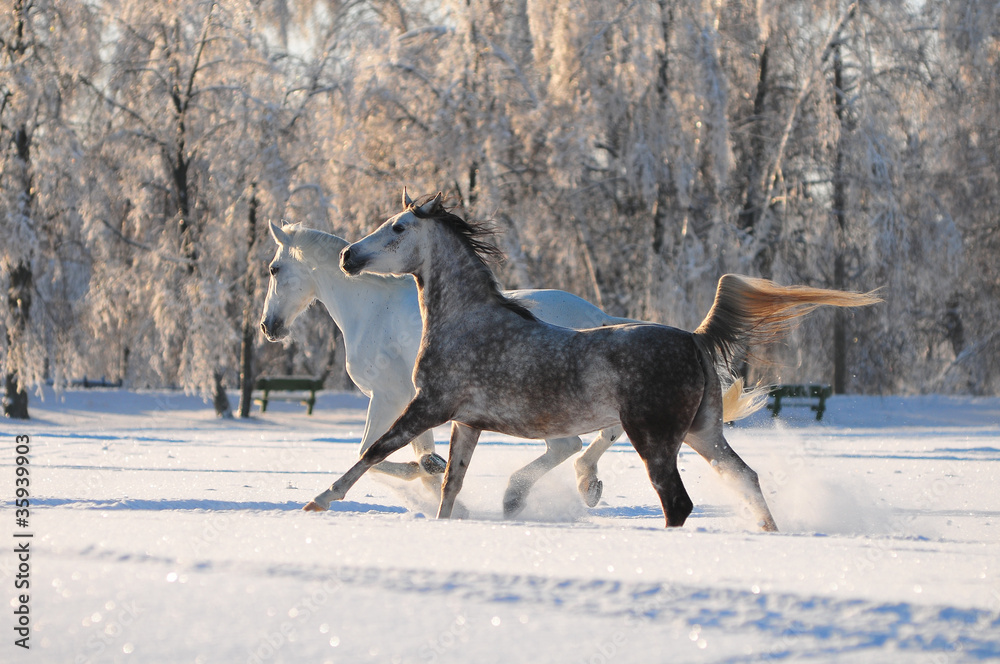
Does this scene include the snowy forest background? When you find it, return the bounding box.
[2,0,998,419]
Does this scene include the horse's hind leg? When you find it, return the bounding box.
[573,425,624,507]
[439,422,481,519]
[685,426,778,532]
[623,424,692,528]
[502,435,583,518]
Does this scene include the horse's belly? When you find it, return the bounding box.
[455,394,619,440]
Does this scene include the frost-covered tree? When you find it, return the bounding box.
[79,0,232,413]
[79,0,321,415]
[924,0,1000,394]
[5,0,999,406]
[1,0,98,418]
[341,0,998,395]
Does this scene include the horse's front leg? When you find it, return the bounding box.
[437,422,481,519]
[305,397,449,511]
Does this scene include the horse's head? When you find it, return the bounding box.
[260,221,318,342]
[341,190,441,278]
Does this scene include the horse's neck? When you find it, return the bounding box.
[304,233,406,341]
[416,235,506,336]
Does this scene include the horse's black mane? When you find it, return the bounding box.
[408,194,537,322]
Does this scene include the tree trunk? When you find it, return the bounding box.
[3,373,29,419]
[4,115,34,419]
[737,43,769,234]
[651,0,674,258]
[832,39,848,394]
[238,186,259,417]
[644,0,679,322]
[213,369,232,418]
[4,261,32,419]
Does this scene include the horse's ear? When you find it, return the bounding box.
[417,192,443,216]
[402,187,414,209]
[269,219,292,246]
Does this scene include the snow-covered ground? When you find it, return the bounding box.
[3,388,1000,663]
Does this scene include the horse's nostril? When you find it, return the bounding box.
[260,321,268,335]
[342,248,352,264]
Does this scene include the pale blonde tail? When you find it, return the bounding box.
[694,274,881,373]
[721,377,770,421]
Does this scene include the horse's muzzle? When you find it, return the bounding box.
[260,318,287,342]
[340,245,367,276]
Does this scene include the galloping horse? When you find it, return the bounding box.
[260,221,636,514]
[308,192,880,530]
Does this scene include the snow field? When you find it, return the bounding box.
[3,389,1000,662]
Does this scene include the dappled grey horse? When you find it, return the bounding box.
[306,192,880,529]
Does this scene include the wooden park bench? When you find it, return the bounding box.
[254,376,324,415]
[70,376,123,388]
[766,384,833,421]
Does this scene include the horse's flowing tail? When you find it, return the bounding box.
[720,377,768,422]
[697,274,882,420]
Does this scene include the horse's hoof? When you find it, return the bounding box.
[303,501,328,512]
[581,478,603,507]
[420,452,448,475]
[502,490,526,519]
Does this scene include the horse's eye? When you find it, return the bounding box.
[392,223,405,234]
[269,265,279,276]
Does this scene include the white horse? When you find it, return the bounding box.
[259,220,631,515]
